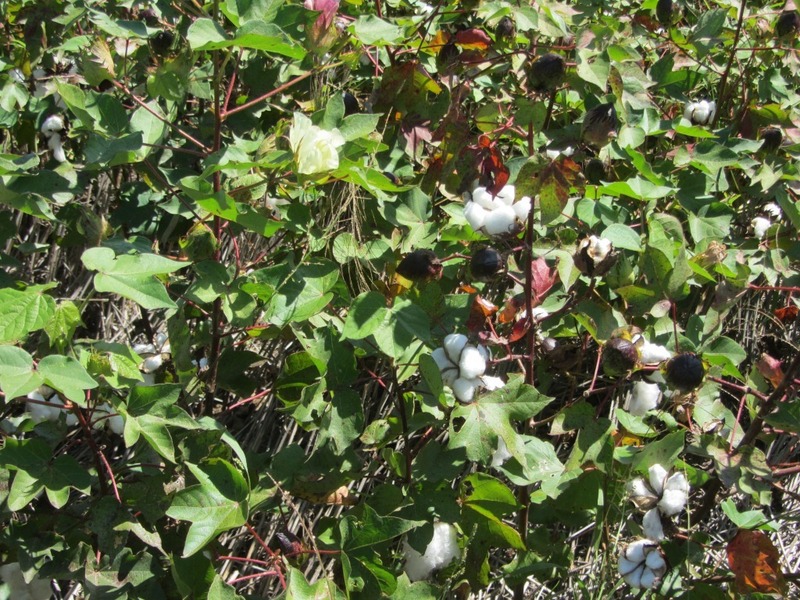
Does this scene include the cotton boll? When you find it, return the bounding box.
[752,216,771,239]
[133,343,157,356]
[626,381,662,416]
[648,464,668,496]
[464,201,488,231]
[495,185,516,206]
[443,334,468,364]
[642,508,664,541]
[646,551,666,570]
[618,557,644,587]
[40,114,65,135]
[512,196,531,221]
[659,488,688,516]
[432,348,459,387]
[640,342,673,364]
[48,134,67,162]
[471,187,500,211]
[452,377,479,403]
[480,375,505,391]
[483,205,517,236]
[623,539,648,563]
[491,437,512,467]
[763,203,782,219]
[26,392,60,423]
[638,569,657,589]
[141,372,156,386]
[459,346,487,379]
[627,478,658,510]
[142,354,163,374]
[49,396,77,426]
[664,472,689,494]
[403,522,460,581]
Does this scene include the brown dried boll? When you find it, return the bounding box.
[495,16,516,41]
[396,249,443,282]
[470,246,504,281]
[776,11,800,37]
[150,30,175,56]
[573,236,617,278]
[581,103,618,148]
[584,158,606,185]
[603,337,640,377]
[759,127,783,153]
[527,53,566,93]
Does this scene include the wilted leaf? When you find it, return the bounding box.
[755,354,784,388]
[530,257,557,305]
[726,529,787,595]
[454,28,492,50]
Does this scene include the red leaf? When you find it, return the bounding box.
[498,295,525,324]
[454,28,492,50]
[755,353,784,388]
[530,257,557,305]
[466,294,498,333]
[774,305,798,322]
[727,530,787,595]
[508,318,530,343]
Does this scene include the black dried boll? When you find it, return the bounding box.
[581,102,618,148]
[776,11,800,37]
[656,0,680,25]
[527,53,566,93]
[664,352,705,392]
[603,337,640,377]
[436,41,461,72]
[343,92,359,116]
[140,8,159,25]
[584,158,606,185]
[470,246,504,281]
[759,127,783,153]
[495,16,516,41]
[396,249,442,282]
[150,30,175,56]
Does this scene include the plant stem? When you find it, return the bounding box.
[713,0,746,127]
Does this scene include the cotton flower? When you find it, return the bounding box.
[639,341,673,365]
[618,539,667,589]
[0,562,52,600]
[752,216,771,239]
[463,185,531,237]
[625,381,662,416]
[628,464,690,518]
[403,522,460,581]
[289,113,345,175]
[683,100,716,126]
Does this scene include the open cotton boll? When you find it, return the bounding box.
[403,522,460,581]
[619,539,665,589]
[648,464,669,496]
[482,205,517,236]
[432,348,459,387]
[458,346,487,379]
[626,381,662,416]
[642,508,664,541]
[47,134,67,163]
[40,114,65,135]
[491,437,512,468]
[0,562,52,600]
[464,202,488,231]
[452,377,480,403]
[763,203,782,219]
[658,472,689,516]
[443,334,468,364]
[640,342,673,365]
[26,391,60,423]
[471,187,501,211]
[495,185,516,206]
[133,343,157,356]
[480,375,505,391]
[512,196,531,221]
[49,396,78,426]
[752,216,771,239]
[142,354,163,374]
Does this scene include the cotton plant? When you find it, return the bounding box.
[463,184,531,237]
[618,539,667,589]
[431,333,504,403]
[403,522,460,581]
[288,113,345,175]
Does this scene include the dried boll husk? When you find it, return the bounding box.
[573,236,617,278]
[527,53,566,93]
[470,246,504,281]
[397,249,442,282]
[664,352,705,392]
[603,337,640,377]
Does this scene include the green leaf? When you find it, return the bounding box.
[82,247,188,310]
[350,16,405,46]
[448,377,553,463]
[600,177,674,201]
[120,384,200,462]
[186,18,230,50]
[0,346,42,399]
[601,223,642,251]
[38,355,98,404]
[268,259,340,326]
[0,286,57,343]
[720,498,771,529]
[342,291,389,340]
[338,504,423,551]
[763,401,800,433]
[166,459,249,557]
[461,472,525,550]
[187,18,305,58]
[372,297,430,360]
[339,113,381,142]
[282,567,347,600]
[632,430,685,472]
[44,300,83,352]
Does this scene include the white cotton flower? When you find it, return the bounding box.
[763,203,782,219]
[491,436,512,468]
[642,508,664,541]
[639,341,673,365]
[452,377,480,403]
[289,112,345,175]
[683,100,716,126]
[403,522,460,581]
[40,114,65,136]
[458,346,487,379]
[0,562,52,600]
[626,381,662,416]
[618,539,666,589]
[443,334,468,364]
[752,216,771,239]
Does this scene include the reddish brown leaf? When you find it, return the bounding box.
[507,318,530,343]
[454,28,492,50]
[466,294,498,333]
[460,283,478,294]
[530,257,557,304]
[756,353,784,388]
[727,530,787,595]
[774,305,798,322]
[498,295,525,324]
